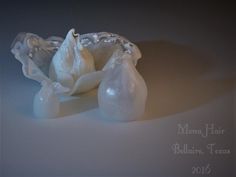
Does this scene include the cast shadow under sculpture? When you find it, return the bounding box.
[57,40,234,119]
[137,40,234,120]
[59,89,98,117]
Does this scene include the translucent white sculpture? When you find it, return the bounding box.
[11,29,147,120]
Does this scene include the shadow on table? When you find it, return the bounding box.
[57,40,234,120]
[59,89,98,118]
[136,40,234,120]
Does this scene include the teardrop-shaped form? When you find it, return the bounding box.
[49,29,95,90]
[98,56,147,121]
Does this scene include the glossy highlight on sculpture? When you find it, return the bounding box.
[11,29,147,121]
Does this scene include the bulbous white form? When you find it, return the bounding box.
[98,56,147,121]
[33,81,60,118]
[49,29,95,90]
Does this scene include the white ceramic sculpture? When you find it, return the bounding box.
[11,29,147,121]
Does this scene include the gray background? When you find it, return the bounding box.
[0,1,235,177]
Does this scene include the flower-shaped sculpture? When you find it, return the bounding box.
[11,29,147,121]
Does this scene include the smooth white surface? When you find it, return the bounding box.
[98,58,147,121]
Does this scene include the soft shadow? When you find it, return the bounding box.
[59,89,98,117]
[136,41,234,120]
